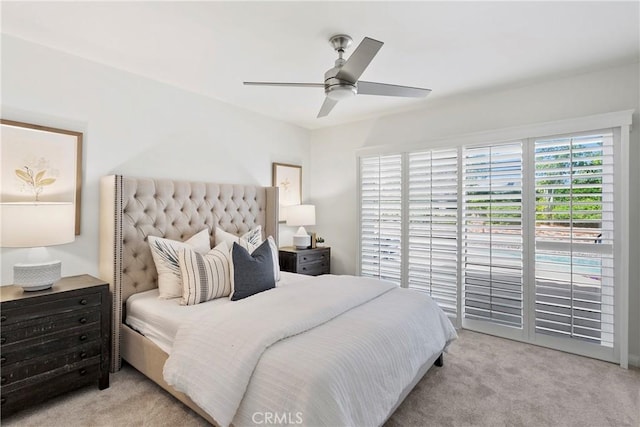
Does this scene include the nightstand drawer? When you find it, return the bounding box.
[1,362,100,416]
[297,249,330,266]
[1,324,101,366]
[1,342,101,387]
[298,262,330,276]
[1,309,101,345]
[1,292,102,326]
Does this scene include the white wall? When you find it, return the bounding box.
[0,35,311,284]
[309,62,640,364]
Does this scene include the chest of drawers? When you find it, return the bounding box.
[0,275,110,417]
[279,246,331,276]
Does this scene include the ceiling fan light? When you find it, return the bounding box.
[327,85,357,101]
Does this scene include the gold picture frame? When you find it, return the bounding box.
[1,119,83,235]
[272,162,302,222]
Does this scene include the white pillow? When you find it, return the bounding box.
[178,242,232,305]
[215,226,259,251]
[148,229,211,299]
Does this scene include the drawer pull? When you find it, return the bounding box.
[302,267,307,271]
[79,334,88,341]
[1,376,6,385]
[0,337,5,344]
[79,299,88,305]
[0,315,6,322]
[79,317,87,324]
[79,368,87,376]
[302,256,307,261]
[80,351,88,359]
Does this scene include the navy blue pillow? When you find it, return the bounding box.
[231,240,275,301]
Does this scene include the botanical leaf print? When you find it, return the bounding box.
[14,165,57,201]
[152,239,181,277]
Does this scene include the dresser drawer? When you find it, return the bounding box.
[1,324,101,366]
[296,249,330,266]
[1,292,102,327]
[1,341,102,387]
[297,262,330,276]
[1,309,101,345]
[1,362,100,417]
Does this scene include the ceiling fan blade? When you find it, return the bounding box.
[335,37,383,83]
[357,81,432,98]
[317,97,338,118]
[243,82,324,88]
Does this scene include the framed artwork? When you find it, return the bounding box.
[0,119,83,235]
[272,162,302,222]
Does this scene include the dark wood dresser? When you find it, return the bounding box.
[279,246,330,276]
[0,275,110,417]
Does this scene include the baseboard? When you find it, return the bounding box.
[628,354,640,368]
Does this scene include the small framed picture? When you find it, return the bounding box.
[272,162,302,222]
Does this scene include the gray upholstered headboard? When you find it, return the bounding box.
[99,175,279,371]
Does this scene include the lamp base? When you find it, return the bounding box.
[13,261,61,291]
[293,234,311,249]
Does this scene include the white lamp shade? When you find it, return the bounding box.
[286,204,316,227]
[1,202,75,247]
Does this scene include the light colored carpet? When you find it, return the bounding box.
[3,330,639,427]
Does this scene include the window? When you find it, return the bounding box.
[357,112,631,366]
[534,132,614,347]
[408,150,458,317]
[359,154,402,283]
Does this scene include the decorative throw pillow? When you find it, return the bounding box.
[215,226,280,282]
[230,240,275,301]
[148,229,211,299]
[243,225,263,246]
[215,226,257,252]
[178,242,232,305]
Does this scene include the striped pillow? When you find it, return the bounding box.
[178,242,232,305]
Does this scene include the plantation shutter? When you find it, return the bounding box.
[462,143,524,328]
[534,132,614,347]
[408,149,459,316]
[359,154,403,283]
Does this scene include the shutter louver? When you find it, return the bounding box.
[408,149,458,317]
[360,155,403,283]
[462,143,524,328]
[534,133,614,347]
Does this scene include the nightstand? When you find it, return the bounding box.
[279,246,330,276]
[0,275,111,418]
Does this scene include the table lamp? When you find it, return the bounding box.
[286,204,316,249]
[0,202,75,291]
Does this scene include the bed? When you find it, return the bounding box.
[99,175,457,427]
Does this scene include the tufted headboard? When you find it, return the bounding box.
[99,175,278,371]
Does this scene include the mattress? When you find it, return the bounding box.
[125,271,311,353]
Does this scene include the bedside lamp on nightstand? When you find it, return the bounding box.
[287,204,316,249]
[0,202,75,291]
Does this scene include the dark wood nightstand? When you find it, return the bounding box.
[0,275,111,418]
[279,246,330,276]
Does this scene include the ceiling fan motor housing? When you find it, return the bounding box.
[324,67,357,100]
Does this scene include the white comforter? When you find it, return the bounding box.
[164,274,457,427]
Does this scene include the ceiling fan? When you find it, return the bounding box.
[243,34,431,118]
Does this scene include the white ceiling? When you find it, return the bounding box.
[2,1,638,130]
